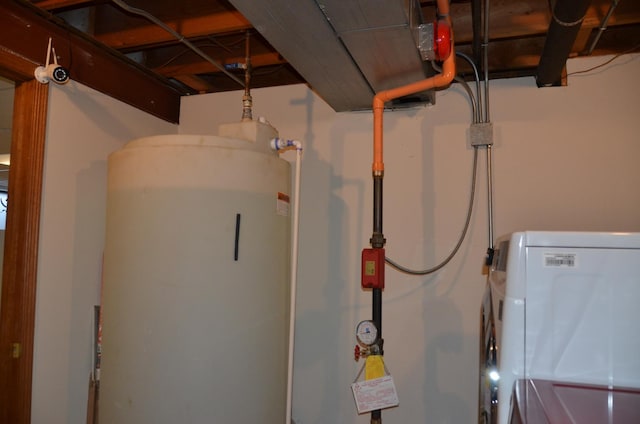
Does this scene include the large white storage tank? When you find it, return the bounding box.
[99,121,291,423]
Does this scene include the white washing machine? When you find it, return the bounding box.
[479,231,640,424]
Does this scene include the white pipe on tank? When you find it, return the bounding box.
[271,137,303,424]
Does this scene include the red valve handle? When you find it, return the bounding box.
[354,345,361,361]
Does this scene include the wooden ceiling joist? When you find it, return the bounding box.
[18,0,640,113]
[32,0,94,11]
[172,74,215,93]
[3,0,181,123]
[156,52,286,78]
[96,10,251,51]
[423,0,640,44]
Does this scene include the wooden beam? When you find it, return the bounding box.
[96,10,251,50]
[422,1,552,43]
[0,46,39,82]
[172,74,214,93]
[582,0,640,28]
[583,24,640,55]
[573,27,594,56]
[31,0,95,11]
[3,0,181,123]
[423,0,640,43]
[455,36,546,74]
[196,63,305,93]
[156,51,285,77]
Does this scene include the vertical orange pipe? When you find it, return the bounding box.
[372,0,455,175]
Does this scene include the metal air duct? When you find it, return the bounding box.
[536,0,593,86]
[228,0,435,111]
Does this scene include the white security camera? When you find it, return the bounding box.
[34,38,70,85]
[35,64,70,85]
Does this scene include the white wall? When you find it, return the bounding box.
[181,53,640,424]
[29,53,640,424]
[32,81,176,424]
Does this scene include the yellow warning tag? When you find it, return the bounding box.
[365,355,385,381]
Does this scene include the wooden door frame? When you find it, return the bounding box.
[0,47,49,424]
[0,2,182,420]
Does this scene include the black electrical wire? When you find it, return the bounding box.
[385,146,479,275]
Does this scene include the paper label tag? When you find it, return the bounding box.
[276,192,290,216]
[543,253,577,268]
[351,375,399,414]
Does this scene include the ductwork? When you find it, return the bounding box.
[228,0,435,111]
[536,0,593,87]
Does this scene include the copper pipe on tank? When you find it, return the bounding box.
[242,30,253,121]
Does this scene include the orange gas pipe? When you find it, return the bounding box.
[372,0,455,175]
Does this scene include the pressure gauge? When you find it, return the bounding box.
[355,320,378,346]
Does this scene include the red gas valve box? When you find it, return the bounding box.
[361,248,385,289]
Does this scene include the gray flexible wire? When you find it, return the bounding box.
[387,53,482,275]
[385,146,479,275]
[111,0,245,88]
[455,51,482,123]
[455,51,481,96]
[454,76,478,124]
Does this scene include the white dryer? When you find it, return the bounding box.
[479,231,640,424]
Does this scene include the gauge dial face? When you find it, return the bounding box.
[356,320,378,346]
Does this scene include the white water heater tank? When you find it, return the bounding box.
[99,122,291,423]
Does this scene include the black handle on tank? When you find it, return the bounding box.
[234,213,241,261]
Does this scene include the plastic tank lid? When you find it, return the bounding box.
[121,134,277,156]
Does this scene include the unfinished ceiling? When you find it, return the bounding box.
[8,0,640,120]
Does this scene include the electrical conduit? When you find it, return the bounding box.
[483,0,495,252]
